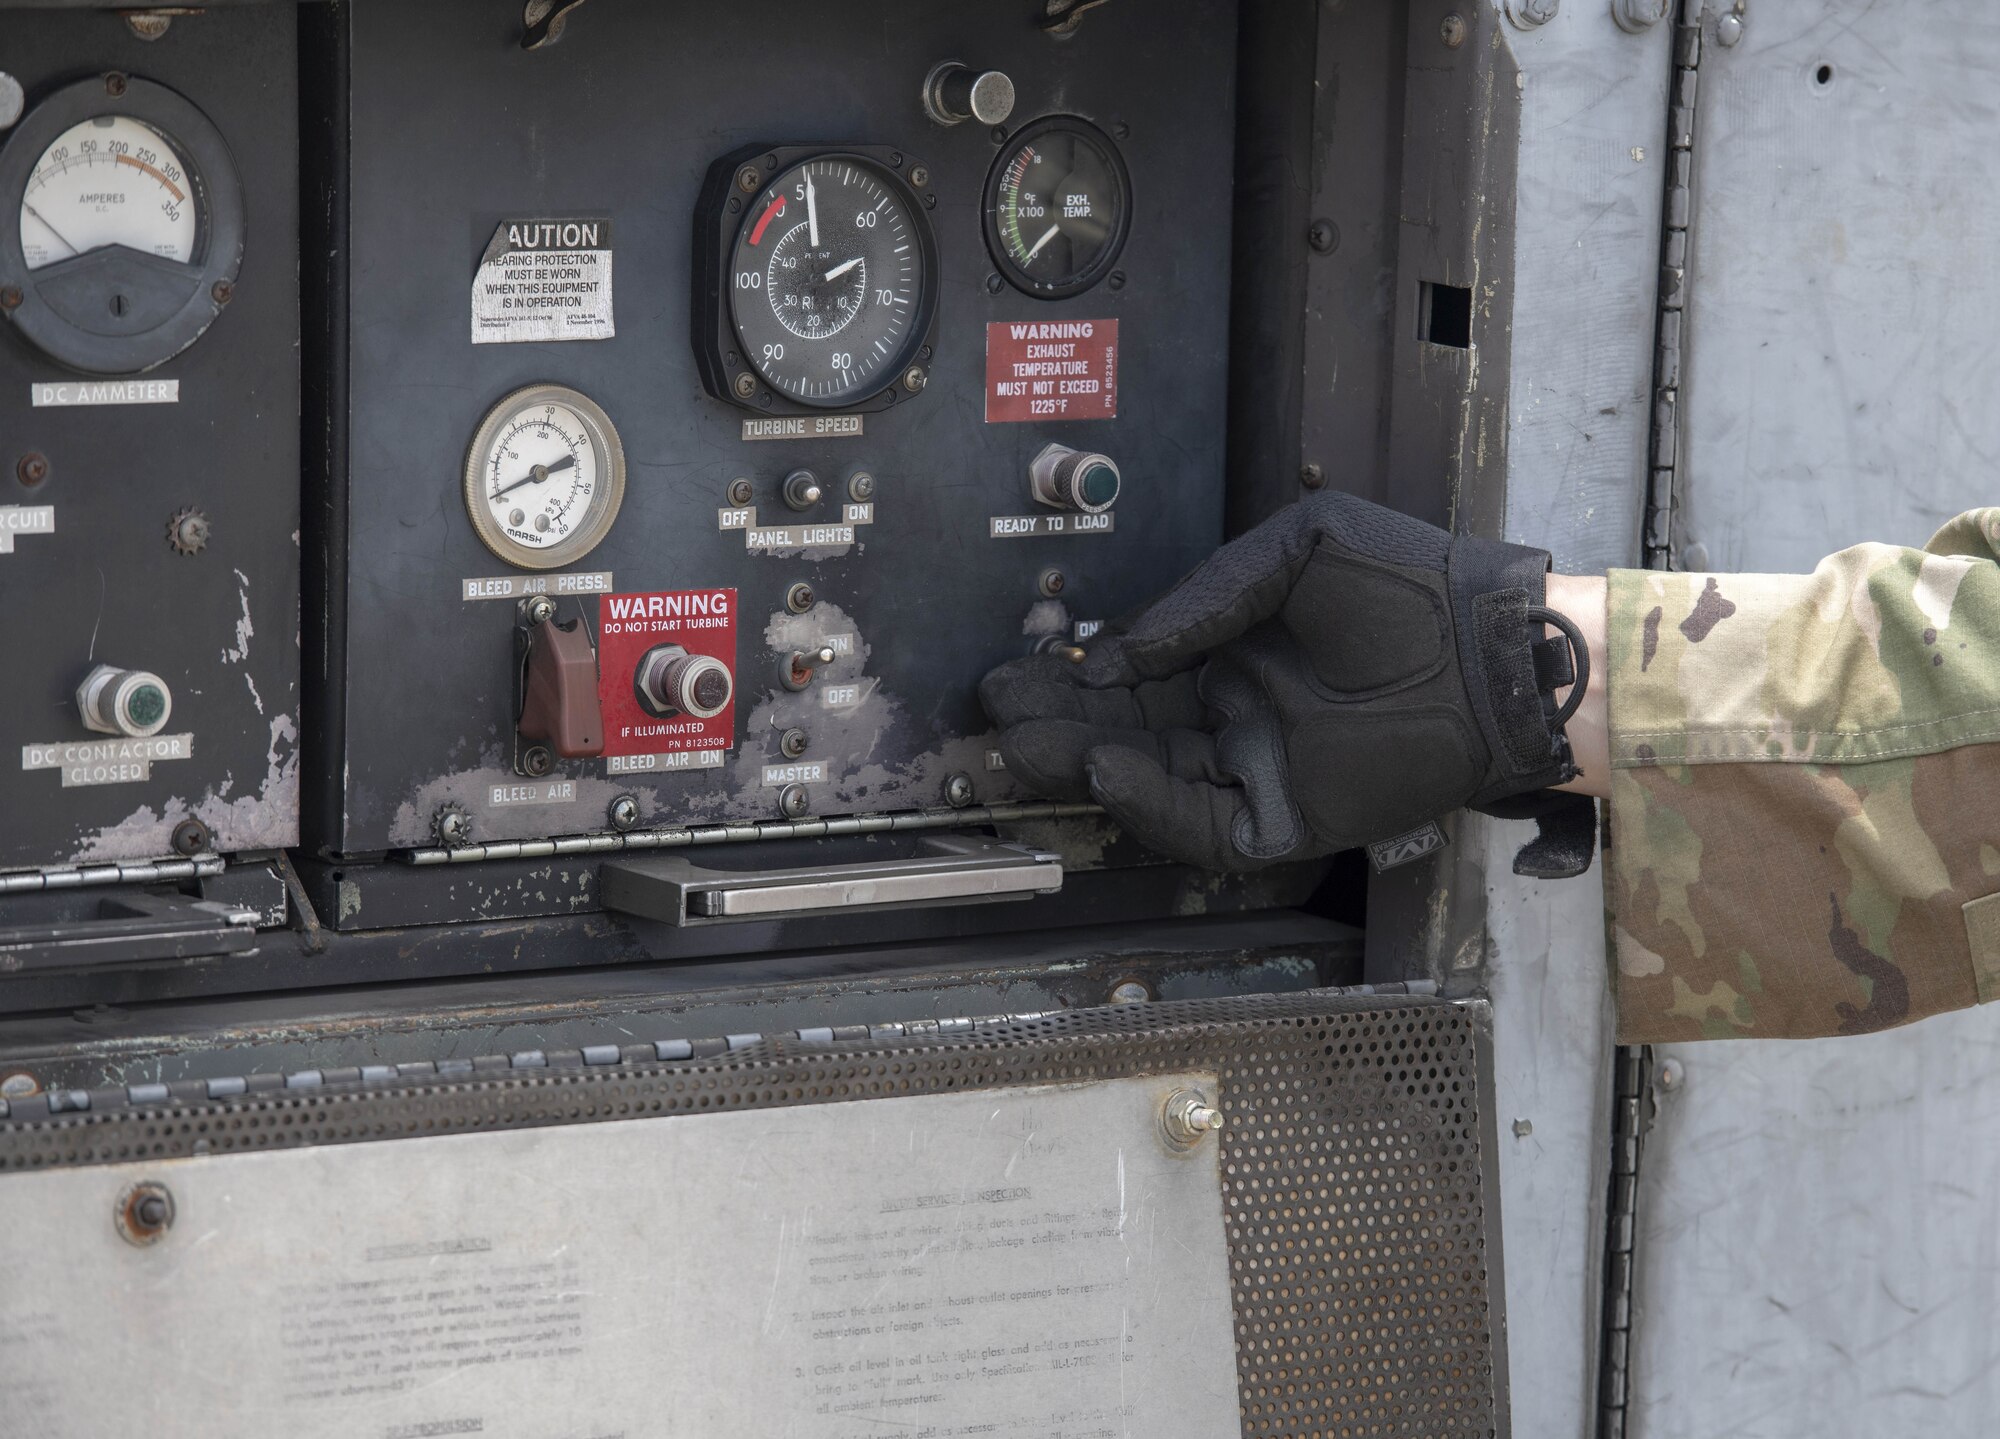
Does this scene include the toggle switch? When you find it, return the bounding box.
[636,644,734,720]
[922,61,1016,127]
[783,469,823,511]
[77,665,172,738]
[517,612,605,758]
[1030,443,1120,514]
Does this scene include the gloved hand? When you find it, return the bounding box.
[980,490,1593,875]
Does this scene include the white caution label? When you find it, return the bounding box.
[471,217,614,345]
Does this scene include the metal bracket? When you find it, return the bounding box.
[0,892,256,974]
[521,0,590,51]
[600,834,1062,925]
[1041,0,1111,37]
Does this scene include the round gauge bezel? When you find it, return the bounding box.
[0,75,245,375]
[983,116,1133,301]
[693,143,941,416]
[462,383,627,572]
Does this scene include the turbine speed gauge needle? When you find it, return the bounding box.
[824,256,864,281]
[806,169,820,248]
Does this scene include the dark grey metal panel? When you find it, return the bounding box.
[314,0,1240,856]
[0,4,300,868]
[0,989,1510,1439]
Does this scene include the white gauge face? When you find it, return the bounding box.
[19,115,199,272]
[464,386,626,570]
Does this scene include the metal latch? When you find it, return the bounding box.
[599,834,1063,926]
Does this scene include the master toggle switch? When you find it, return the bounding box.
[1030,443,1121,515]
[77,665,173,738]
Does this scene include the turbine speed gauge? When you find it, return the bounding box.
[696,146,940,413]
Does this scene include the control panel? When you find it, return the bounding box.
[0,5,299,871]
[306,0,1237,861]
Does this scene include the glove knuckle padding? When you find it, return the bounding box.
[1280,546,1451,695]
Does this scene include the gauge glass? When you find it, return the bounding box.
[728,156,930,407]
[19,115,199,272]
[464,385,626,571]
[986,119,1131,299]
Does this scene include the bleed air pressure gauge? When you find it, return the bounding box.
[463,384,627,571]
[0,75,245,374]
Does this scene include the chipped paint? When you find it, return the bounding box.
[70,713,301,862]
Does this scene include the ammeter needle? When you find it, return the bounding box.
[21,203,80,258]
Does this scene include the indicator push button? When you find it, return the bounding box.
[636,645,734,721]
[76,664,173,739]
[1030,443,1121,515]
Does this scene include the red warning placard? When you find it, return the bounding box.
[595,588,737,760]
[985,318,1119,423]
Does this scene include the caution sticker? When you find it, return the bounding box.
[471,217,615,345]
[595,589,736,761]
[985,319,1119,423]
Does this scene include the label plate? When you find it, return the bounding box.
[595,588,737,760]
[470,217,614,345]
[985,318,1119,423]
[0,1075,1243,1438]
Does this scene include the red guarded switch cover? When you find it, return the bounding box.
[595,588,738,759]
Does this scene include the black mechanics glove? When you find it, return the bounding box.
[980,491,1595,877]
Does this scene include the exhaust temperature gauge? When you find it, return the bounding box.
[984,117,1131,300]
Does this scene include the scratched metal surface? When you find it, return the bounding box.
[1489,8,1668,1438]
[1631,3,2000,1435]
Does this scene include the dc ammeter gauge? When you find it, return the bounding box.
[0,74,245,374]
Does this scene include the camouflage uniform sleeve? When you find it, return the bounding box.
[1603,509,2000,1043]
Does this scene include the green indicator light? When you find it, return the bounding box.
[126,685,167,728]
[1079,463,1119,508]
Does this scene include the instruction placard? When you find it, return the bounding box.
[471,217,615,345]
[595,588,737,760]
[985,318,1119,423]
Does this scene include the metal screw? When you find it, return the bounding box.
[608,794,641,831]
[524,594,557,625]
[1441,13,1468,46]
[985,272,1005,295]
[0,1071,38,1100]
[170,818,211,857]
[733,373,758,400]
[105,72,129,98]
[126,13,172,41]
[0,286,22,311]
[1038,567,1066,598]
[736,165,761,194]
[521,745,555,778]
[990,125,1009,144]
[847,472,876,502]
[1113,121,1131,141]
[1107,270,1126,292]
[211,279,234,306]
[778,782,810,819]
[902,366,928,393]
[1657,1057,1686,1091]
[1108,979,1151,1005]
[727,476,755,507]
[1308,218,1340,254]
[785,581,816,614]
[1160,1089,1225,1149]
[908,165,930,188]
[1716,11,1744,45]
[1300,462,1326,490]
[16,452,47,487]
[0,72,23,130]
[167,507,209,555]
[116,1181,175,1246]
[1512,1118,1534,1138]
[436,806,472,847]
[944,772,974,808]
[780,728,809,759]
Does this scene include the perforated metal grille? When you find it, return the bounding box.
[0,991,1504,1437]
